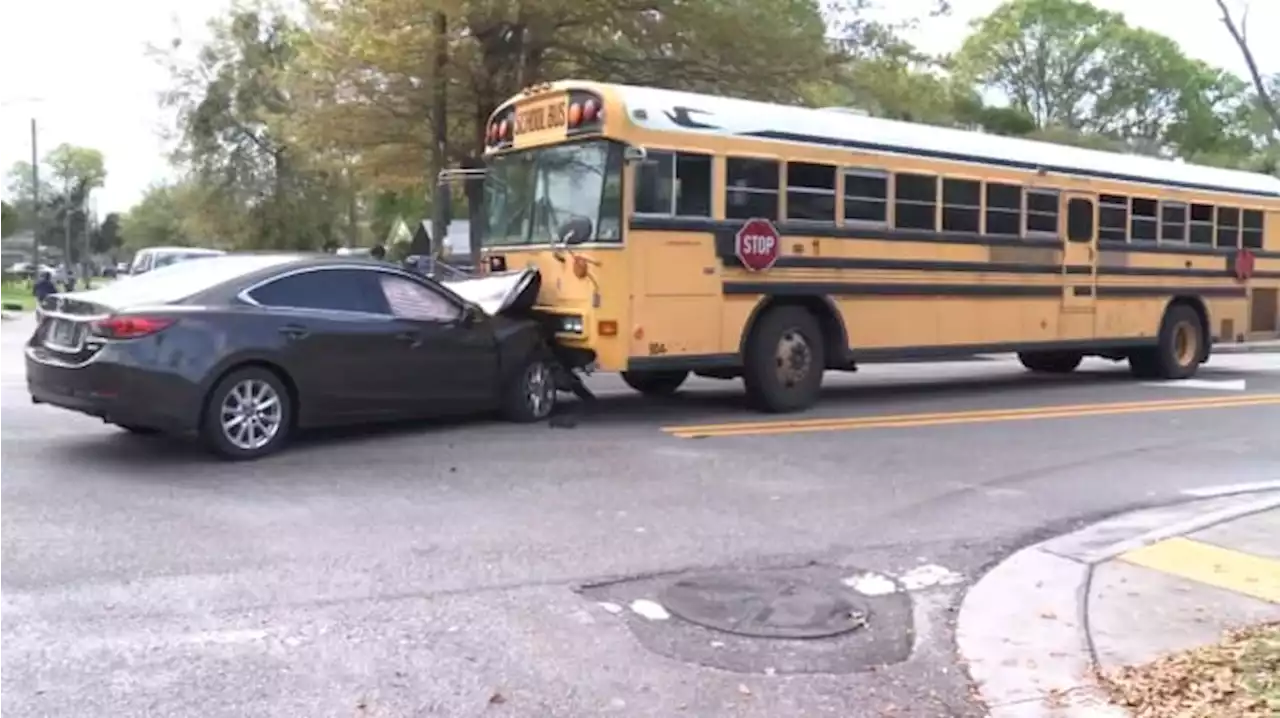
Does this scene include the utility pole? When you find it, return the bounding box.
[427,9,449,259]
[30,118,41,270]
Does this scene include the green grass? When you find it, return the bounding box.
[1,280,36,311]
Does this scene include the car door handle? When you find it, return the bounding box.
[279,324,310,340]
[396,331,423,347]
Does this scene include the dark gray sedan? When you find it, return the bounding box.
[25,254,559,460]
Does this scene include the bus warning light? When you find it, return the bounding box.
[735,218,781,272]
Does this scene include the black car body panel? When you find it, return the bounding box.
[26,254,554,438]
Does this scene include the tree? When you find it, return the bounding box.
[287,0,840,191]
[91,212,122,254]
[157,7,352,250]
[1214,0,1279,173]
[119,183,192,250]
[2,200,19,238]
[953,0,1253,158]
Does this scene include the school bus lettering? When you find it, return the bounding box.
[514,101,566,136]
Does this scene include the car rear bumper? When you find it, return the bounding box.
[25,346,200,432]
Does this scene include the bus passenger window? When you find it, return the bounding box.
[675,154,712,216]
[843,170,887,224]
[1099,194,1128,242]
[633,151,712,217]
[634,151,675,214]
[1067,198,1094,243]
[786,162,835,223]
[1130,198,1158,242]
[1160,202,1187,242]
[984,182,1021,236]
[1216,207,1241,248]
[1243,209,1264,249]
[893,173,937,231]
[1025,190,1059,235]
[1189,203,1214,245]
[942,178,980,233]
[726,157,780,221]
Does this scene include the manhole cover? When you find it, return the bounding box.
[658,570,869,639]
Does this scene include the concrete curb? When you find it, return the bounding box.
[956,489,1280,718]
[1213,342,1280,354]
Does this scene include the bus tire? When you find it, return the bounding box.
[1130,303,1204,380]
[743,305,825,413]
[621,370,688,397]
[1018,351,1083,374]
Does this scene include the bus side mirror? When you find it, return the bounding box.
[557,215,594,246]
[623,146,648,164]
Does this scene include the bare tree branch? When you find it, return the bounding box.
[1215,0,1280,142]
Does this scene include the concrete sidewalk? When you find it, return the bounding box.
[958,488,1280,717]
[1215,339,1280,354]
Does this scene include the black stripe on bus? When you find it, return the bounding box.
[723,282,1063,298]
[720,254,1088,276]
[740,129,1280,199]
[629,216,1280,260]
[724,281,1248,300]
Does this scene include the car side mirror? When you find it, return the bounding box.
[461,303,485,325]
[556,215,594,246]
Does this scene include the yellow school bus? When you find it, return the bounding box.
[477,80,1280,412]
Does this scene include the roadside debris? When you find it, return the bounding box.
[1100,622,1279,718]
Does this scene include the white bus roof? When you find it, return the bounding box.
[608,84,1280,199]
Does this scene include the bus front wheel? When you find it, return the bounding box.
[621,369,688,397]
[743,306,825,413]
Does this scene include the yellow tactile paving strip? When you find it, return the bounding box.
[1117,536,1280,604]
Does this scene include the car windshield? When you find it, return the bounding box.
[154,250,222,268]
[483,140,623,247]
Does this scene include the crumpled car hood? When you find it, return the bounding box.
[444,267,540,316]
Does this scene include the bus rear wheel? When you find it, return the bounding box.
[1130,303,1204,380]
[743,305,825,413]
[621,369,688,397]
[1018,351,1083,374]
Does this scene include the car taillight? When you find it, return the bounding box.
[89,315,175,339]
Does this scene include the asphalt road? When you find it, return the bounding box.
[3,315,1279,718]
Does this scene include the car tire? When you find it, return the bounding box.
[621,369,688,397]
[201,366,293,461]
[1017,351,1083,374]
[742,305,826,413]
[115,423,161,436]
[501,354,558,423]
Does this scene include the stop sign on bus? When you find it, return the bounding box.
[735,218,781,272]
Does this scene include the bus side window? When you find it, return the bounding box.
[726,157,780,221]
[1160,201,1187,243]
[675,154,712,217]
[1067,197,1094,243]
[1243,209,1264,249]
[634,151,675,215]
[786,162,835,223]
[633,151,711,217]
[844,169,888,225]
[893,173,937,231]
[984,182,1022,236]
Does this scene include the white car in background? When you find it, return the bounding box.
[128,247,225,275]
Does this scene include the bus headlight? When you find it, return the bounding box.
[558,315,585,334]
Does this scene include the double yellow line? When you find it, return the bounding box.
[662,393,1280,439]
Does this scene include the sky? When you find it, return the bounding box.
[1,0,1276,215]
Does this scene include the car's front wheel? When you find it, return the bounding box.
[201,367,293,461]
[502,355,558,423]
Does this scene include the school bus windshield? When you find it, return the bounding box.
[483,140,624,247]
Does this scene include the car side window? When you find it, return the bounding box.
[250,269,389,314]
[378,275,462,322]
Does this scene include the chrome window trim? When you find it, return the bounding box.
[236,263,467,319]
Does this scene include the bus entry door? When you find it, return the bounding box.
[1061,193,1098,318]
